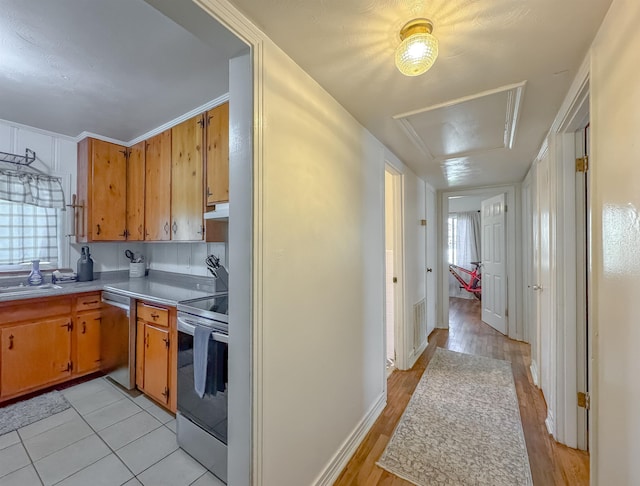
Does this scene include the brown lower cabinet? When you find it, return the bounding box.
[1,317,72,398]
[135,301,177,412]
[0,292,104,402]
[75,309,102,374]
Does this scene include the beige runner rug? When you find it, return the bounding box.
[377,348,533,485]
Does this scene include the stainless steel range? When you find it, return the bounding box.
[176,293,229,484]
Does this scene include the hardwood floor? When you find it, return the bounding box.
[334,297,589,485]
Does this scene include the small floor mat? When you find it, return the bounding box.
[0,390,71,435]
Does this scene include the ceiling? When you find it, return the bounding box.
[227,0,612,189]
[0,0,246,142]
[0,1,612,189]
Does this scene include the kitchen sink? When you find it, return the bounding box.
[0,283,63,297]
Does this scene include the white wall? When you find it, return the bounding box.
[255,36,387,486]
[590,0,640,482]
[448,195,484,213]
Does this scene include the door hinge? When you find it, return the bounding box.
[64,361,73,372]
[576,155,589,172]
[162,387,170,401]
[504,204,508,213]
[63,320,73,332]
[577,391,590,410]
[505,308,509,318]
[393,277,398,283]
[164,337,170,349]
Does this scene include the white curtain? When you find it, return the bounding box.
[448,211,481,299]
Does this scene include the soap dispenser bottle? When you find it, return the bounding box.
[77,246,94,282]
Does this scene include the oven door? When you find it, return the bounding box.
[177,316,228,445]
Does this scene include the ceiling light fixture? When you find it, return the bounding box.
[395,18,439,77]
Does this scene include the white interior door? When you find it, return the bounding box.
[481,194,507,334]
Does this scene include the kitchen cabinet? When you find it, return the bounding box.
[171,116,204,240]
[145,130,172,241]
[135,301,176,411]
[1,316,72,398]
[0,293,112,402]
[77,137,128,241]
[74,292,103,375]
[126,141,146,241]
[205,102,229,206]
[75,309,102,374]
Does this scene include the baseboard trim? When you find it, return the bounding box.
[530,360,539,387]
[312,392,387,486]
[407,339,428,369]
[545,412,555,436]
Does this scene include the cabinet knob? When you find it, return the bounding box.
[8,334,14,350]
[96,224,101,235]
[82,322,87,334]
[164,222,169,234]
[151,313,159,320]
[172,221,177,234]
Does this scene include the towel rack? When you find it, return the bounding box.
[0,148,36,166]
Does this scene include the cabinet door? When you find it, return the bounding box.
[145,130,172,241]
[1,318,72,397]
[127,141,145,241]
[91,139,127,240]
[143,324,170,405]
[136,320,145,389]
[76,310,102,374]
[171,116,204,240]
[205,102,229,205]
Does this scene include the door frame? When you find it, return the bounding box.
[438,185,521,340]
[551,65,591,450]
[384,163,406,371]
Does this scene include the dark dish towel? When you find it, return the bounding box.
[193,325,212,398]
[205,340,228,396]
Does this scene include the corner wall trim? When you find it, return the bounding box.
[530,360,539,387]
[312,392,387,486]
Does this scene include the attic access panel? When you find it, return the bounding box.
[394,82,526,161]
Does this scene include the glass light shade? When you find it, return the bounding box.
[395,32,439,76]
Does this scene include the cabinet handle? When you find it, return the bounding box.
[84,300,99,305]
[164,222,169,234]
[146,333,149,348]
[172,221,177,234]
[96,224,101,235]
[8,334,14,350]
[150,313,159,320]
[82,322,87,334]
[206,187,212,197]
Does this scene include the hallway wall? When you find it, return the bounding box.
[590,0,640,482]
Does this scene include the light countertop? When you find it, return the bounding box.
[0,271,219,306]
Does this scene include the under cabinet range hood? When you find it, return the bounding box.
[204,202,229,221]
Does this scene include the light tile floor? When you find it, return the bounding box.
[0,378,224,486]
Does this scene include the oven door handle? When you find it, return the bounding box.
[177,316,229,343]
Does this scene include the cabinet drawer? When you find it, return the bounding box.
[137,302,169,327]
[76,294,102,311]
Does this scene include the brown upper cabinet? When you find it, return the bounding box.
[171,115,204,241]
[126,141,145,241]
[77,138,128,241]
[205,102,229,206]
[145,130,172,241]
